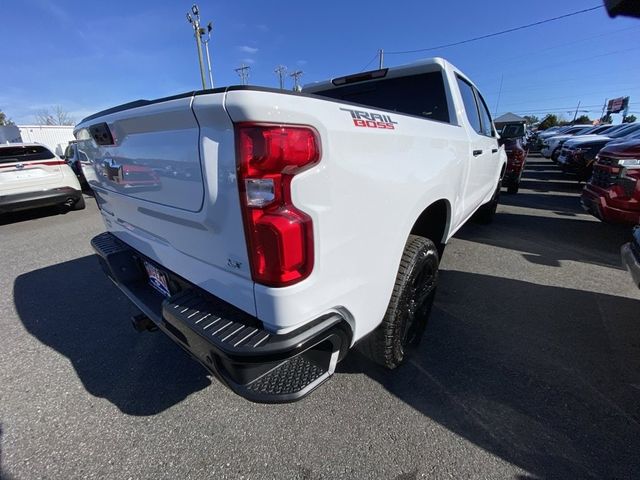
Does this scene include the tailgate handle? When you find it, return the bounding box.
[473,149,483,157]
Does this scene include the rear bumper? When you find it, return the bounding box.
[91,232,350,403]
[0,187,82,213]
[621,242,640,289]
[581,187,640,225]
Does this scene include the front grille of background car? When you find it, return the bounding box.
[597,155,617,167]
[591,168,616,188]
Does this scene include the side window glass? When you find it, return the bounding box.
[475,89,494,137]
[456,76,482,135]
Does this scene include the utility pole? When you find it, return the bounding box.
[572,101,581,124]
[274,65,287,89]
[600,98,608,123]
[202,21,214,88]
[186,4,207,90]
[235,64,250,85]
[290,70,303,91]
[378,49,384,69]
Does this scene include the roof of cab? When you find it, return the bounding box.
[302,57,453,94]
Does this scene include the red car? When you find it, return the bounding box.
[502,137,528,194]
[581,139,640,225]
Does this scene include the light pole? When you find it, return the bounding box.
[290,70,303,91]
[235,64,250,85]
[274,65,287,89]
[186,4,207,90]
[202,22,214,88]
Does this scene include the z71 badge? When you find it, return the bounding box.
[340,108,397,130]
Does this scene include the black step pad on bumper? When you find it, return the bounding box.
[162,289,347,403]
[91,231,350,403]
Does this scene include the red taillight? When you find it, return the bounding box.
[236,124,320,287]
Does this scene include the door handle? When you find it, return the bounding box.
[492,148,498,153]
[473,149,483,156]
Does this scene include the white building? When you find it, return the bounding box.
[0,124,75,155]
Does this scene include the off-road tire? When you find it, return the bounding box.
[359,235,439,369]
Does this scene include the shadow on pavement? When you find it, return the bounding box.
[519,178,584,194]
[340,270,640,479]
[0,193,94,227]
[458,210,629,269]
[499,191,585,215]
[13,255,210,416]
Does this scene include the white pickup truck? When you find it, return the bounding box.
[77,58,506,403]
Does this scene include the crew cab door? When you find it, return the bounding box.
[455,75,500,217]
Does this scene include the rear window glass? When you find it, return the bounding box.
[313,72,450,123]
[0,145,54,163]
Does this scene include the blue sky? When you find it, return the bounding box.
[2,0,639,124]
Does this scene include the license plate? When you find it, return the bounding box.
[143,260,170,297]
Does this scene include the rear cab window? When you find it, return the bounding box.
[0,145,55,163]
[312,71,451,123]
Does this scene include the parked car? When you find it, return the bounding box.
[559,123,640,180]
[546,125,615,163]
[530,126,573,152]
[0,143,84,214]
[502,136,528,194]
[621,225,640,288]
[581,138,640,225]
[62,140,89,188]
[540,125,594,160]
[77,58,506,403]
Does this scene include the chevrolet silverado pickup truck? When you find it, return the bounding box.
[76,58,506,403]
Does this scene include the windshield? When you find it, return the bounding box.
[500,124,525,138]
[609,124,640,139]
[566,126,590,134]
[0,145,55,164]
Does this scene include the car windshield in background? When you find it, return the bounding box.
[609,124,640,138]
[0,145,55,163]
[313,72,450,123]
[501,124,525,137]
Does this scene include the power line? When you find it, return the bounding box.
[385,5,604,55]
[361,51,379,72]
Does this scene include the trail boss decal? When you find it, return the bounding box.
[340,108,398,130]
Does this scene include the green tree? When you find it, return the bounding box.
[0,110,15,126]
[623,114,637,123]
[574,115,592,125]
[523,115,539,125]
[601,114,613,124]
[538,114,559,130]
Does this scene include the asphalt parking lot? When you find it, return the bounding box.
[1,154,639,479]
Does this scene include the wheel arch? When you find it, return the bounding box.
[409,199,452,253]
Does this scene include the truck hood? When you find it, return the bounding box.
[564,135,612,148]
[599,139,640,158]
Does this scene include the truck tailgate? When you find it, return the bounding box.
[75,92,256,315]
